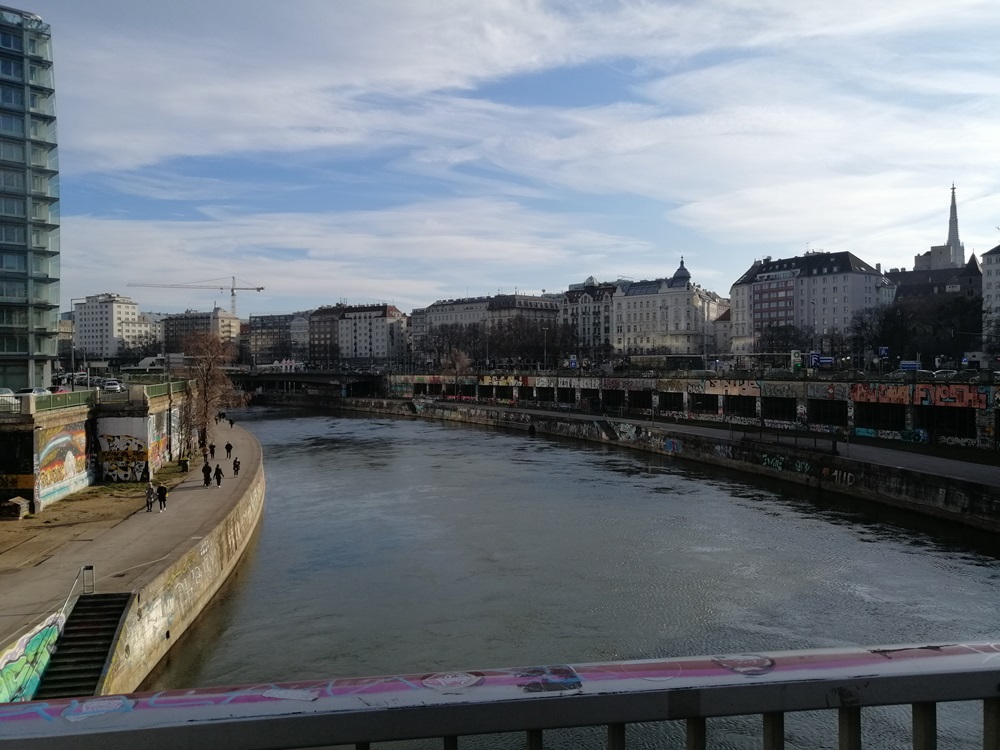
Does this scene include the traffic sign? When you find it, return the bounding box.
[900,360,919,371]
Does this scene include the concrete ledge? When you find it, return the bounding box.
[98,457,266,695]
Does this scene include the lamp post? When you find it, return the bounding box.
[68,297,87,388]
[542,327,549,372]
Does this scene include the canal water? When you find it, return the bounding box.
[142,409,1000,749]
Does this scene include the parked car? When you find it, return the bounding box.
[951,370,982,383]
[933,369,958,381]
[0,387,16,407]
[15,387,50,397]
[47,385,71,393]
[102,379,124,392]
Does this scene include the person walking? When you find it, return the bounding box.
[209,442,216,459]
[228,418,234,428]
[144,481,155,512]
[225,441,233,458]
[156,483,168,512]
[232,457,240,477]
[214,464,224,487]
[202,462,212,488]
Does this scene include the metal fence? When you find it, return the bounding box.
[2,641,999,749]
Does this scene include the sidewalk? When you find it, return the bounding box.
[0,422,262,652]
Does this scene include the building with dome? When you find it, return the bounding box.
[560,261,729,363]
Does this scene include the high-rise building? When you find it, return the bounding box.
[0,6,58,388]
[338,304,407,365]
[162,307,240,353]
[72,292,149,360]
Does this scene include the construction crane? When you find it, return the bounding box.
[128,276,264,316]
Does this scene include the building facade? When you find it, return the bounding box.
[308,305,345,369]
[729,251,896,358]
[162,307,240,353]
[71,293,150,360]
[247,312,313,366]
[338,304,407,366]
[981,243,1000,344]
[611,260,728,360]
[0,6,58,388]
[559,276,616,362]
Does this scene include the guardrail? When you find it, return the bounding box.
[3,641,999,749]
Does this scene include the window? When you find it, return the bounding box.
[0,33,22,53]
[0,168,22,190]
[0,114,22,135]
[0,85,22,108]
[0,59,22,81]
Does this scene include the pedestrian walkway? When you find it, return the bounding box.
[0,423,262,656]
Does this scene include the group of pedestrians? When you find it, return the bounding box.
[145,425,246,515]
[144,481,168,512]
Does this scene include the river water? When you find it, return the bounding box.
[142,409,1000,748]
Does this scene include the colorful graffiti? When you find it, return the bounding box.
[850,382,988,409]
[97,435,147,482]
[36,422,89,501]
[0,613,64,703]
[705,378,760,397]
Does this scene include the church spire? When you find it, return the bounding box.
[947,183,960,251]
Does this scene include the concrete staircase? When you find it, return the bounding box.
[33,592,131,700]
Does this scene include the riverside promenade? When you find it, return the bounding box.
[0,422,262,681]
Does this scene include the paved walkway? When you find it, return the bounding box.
[0,422,261,651]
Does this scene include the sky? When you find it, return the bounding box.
[27,0,1000,317]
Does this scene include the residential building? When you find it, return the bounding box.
[611,260,728,359]
[162,307,240,353]
[248,311,312,366]
[981,243,1000,344]
[0,6,58,388]
[338,304,407,366]
[885,256,981,301]
[729,251,896,358]
[913,185,965,271]
[559,276,616,362]
[487,294,559,326]
[72,293,149,360]
[308,305,346,369]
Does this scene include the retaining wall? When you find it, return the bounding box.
[341,398,1000,534]
[97,455,266,695]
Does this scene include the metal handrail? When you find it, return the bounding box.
[57,564,93,620]
[2,641,1000,748]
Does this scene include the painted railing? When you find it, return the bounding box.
[2,641,999,749]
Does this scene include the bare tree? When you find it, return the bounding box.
[177,333,246,458]
[441,347,472,398]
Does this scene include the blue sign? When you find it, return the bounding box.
[809,352,820,367]
[819,356,834,366]
[878,346,889,357]
[900,360,919,370]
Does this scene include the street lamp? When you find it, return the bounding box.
[68,297,87,386]
[542,327,549,372]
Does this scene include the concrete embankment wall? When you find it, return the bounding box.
[97,456,266,695]
[339,398,1000,534]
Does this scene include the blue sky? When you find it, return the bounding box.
[29,0,1000,317]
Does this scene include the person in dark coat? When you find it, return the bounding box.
[225,441,233,458]
[214,464,224,487]
[232,457,240,477]
[202,462,212,488]
[156,483,168,512]
[209,442,216,459]
[145,481,155,512]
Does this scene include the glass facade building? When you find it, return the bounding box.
[0,5,58,388]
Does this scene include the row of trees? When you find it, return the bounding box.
[420,319,593,368]
[757,295,985,367]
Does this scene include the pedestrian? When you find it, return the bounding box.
[202,462,212,488]
[209,442,216,459]
[144,481,155,512]
[225,441,233,458]
[229,418,234,428]
[232,457,240,477]
[214,464,224,487]
[157,483,168,512]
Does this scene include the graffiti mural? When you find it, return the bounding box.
[0,613,64,702]
[97,417,151,482]
[913,383,988,409]
[36,422,90,503]
[705,378,760,397]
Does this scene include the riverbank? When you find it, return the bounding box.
[0,423,265,700]
[333,396,1000,533]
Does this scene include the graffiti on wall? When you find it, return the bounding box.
[851,382,988,409]
[913,383,988,409]
[0,612,64,702]
[705,378,760,397]
[36,422,89,501]
[481,375,523,387]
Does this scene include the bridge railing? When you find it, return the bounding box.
[3,642,1000,749]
